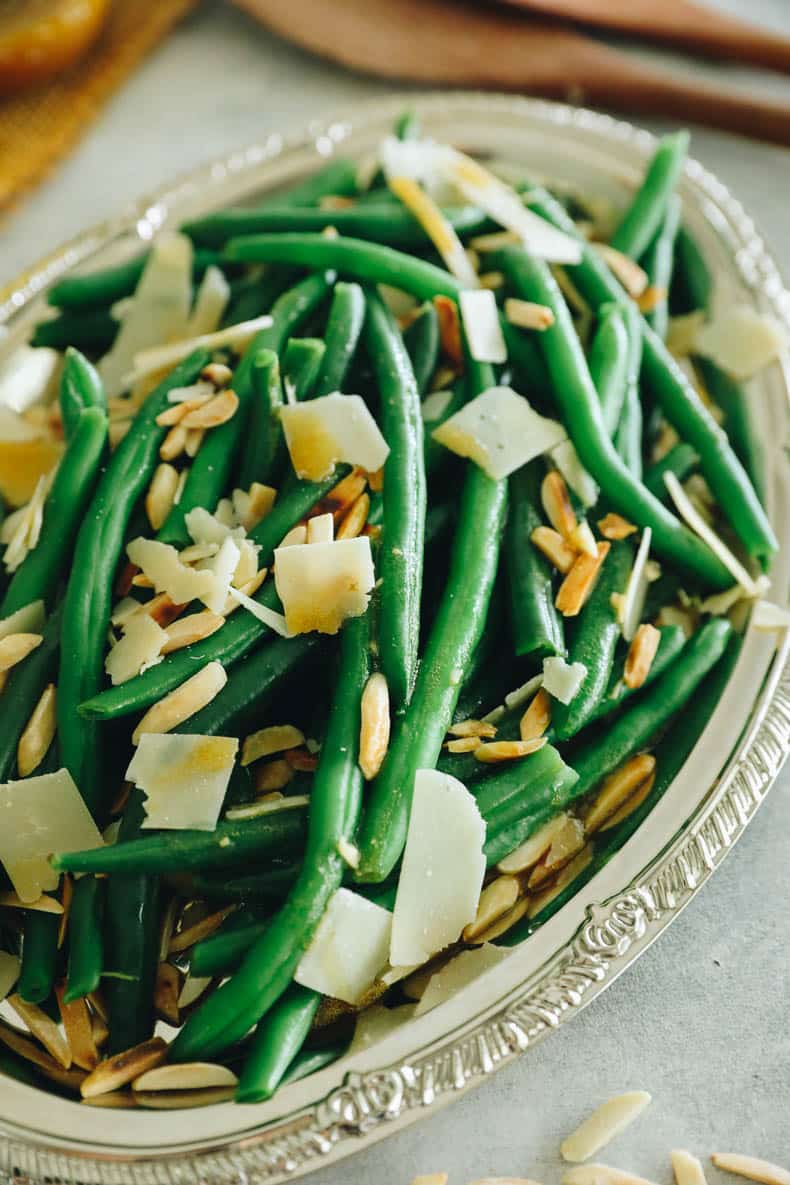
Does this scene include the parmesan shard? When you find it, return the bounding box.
[390,769,486,967]
[348,1002,417,1055]
[127,315,273,387]
[432,386,567,480]
[551,440,598,508]
[273,537,375,635]
[105,614,168,686]
[664,473,758,595]
[279,393,389,482]
[560,1090,651,1162]
[752,600,790,632]
[0,769,104,902]
[459,289,507,363]
[295,888,392,1005]
[414,944,508,1017]
[694,305,789,381]
[619,527,652,642]
[127,537,213,606]
[186,265,231,336]
[197,535,240,613]
[127,733,238,831]
[542,656,587,704]
[227,586,290,637]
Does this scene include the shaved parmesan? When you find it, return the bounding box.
[560,1090,651,1162]
[227,586,290,637]
[379,135,447,190]
[274,537,375,635]
[432,386,566,480]
[664,473,758,595]
[198,535,240,613]
[306,512,334,544]
[390,769,485,967]
[0,952,20,1003]
[187,265,230,336]
[667,311,706,358]
[414,944,508,1017]
[279,393,389,482]
[542,656,587,704]
[348,1003,417,1055]
[0,406,41,443]
[0,769,104,902]
[185,506,243,548]
[126,537,213,606]
[232,538,260,587]
[459,290,507,364]
[128,315,272,386]
[551,440,598,507]
[421,389,453,422]
[752,599,790,631]
[296,888,392,1005]
[98,234,193,396]
[0,345,60,413]
[389,176,479,290]
[0,600,45,641]
[2,471,54,571]
[695,305,788,380]
[127,733,238,831]
[617,526,652,642]
[105,614,167,685]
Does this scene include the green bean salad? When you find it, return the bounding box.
[0,113,784,1108]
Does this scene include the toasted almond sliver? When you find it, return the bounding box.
[55,986,99,1072]
[143,592,187,629]
[433,295,464,369]
[253,758,294,793]
[542,471,577,540]
[314,469,368,520]
[636,284,666,314]
[504,297,555,331]
[0,890,63,914]
[672,1150,708,1185]
[473,896,530,944]
[0,1018,84,1089]
[463,875,520,941]
[448,719,497,739]
[132,1061,238,1093]
[81,1091,137,1109]
[597,513,638,541]
[135,1085,236,1109]
[179,542,219,565]
[531,525,576,575]
[527,843,594,918]
[242,723,306,767]
[159,423,188,461]
[528,816,586,889]
[475,737,547,763]
[479,270,505,291]
[17,681,56,777]
[594,243,649,298]
[623,623,661,690]
[181,388,239,430]
[155,401,192,427]
[145,463,180,531]
[8,994,72,1068]
[223,567,267,614]
[234,482,277,532]
[555,541,610,617]
[0,632,43,673]
[359,671,391,780]
[336,492,371,541]
[599,772,655,831]
[583,753,656,835]
[184,428,205,457]
[520,688,551,743]
[497,812,572,875]
[161,610,224,654]
[168,906,235,955]
[444,736,481,754]
[569,519,598,558]
[563,1166,659,1185]
[710,1156,790,1185]
[154,962,183,1026]
[80,1037,168,1099]
[560,1090,652,1162]
[132,661,227,745]
[337,836,360,869]
[109,419,132,448]
[410,1176,450,1185]
[201,362,233,387]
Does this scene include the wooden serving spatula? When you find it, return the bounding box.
[497,0,790,73]
[234,0,790,147]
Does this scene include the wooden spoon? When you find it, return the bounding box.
[497,0,790,73]
[234,0,790,147]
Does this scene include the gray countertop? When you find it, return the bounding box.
[3,0,790,1174]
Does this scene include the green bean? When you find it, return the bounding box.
[478,746,580,866]
[313,282,366,397]
[363,289,426,710]
[614,302,644,479]
[507,461,565,660]
[643,442,698,501]
[64,876,104,1002]
[47,248,222,312]
[642,194,681,341]
[403,303,440,397]
[191,911,269,978]
[235,349,284,490]
[1,407,108,617]
[57,350,210,815]
[185,205,489,249]
[58,347,108,440]
[356,360,507,882]
[526,189,776,564]
[181,864,300,904]
[588,303,630,437]
[610,132,689,260]
[159,273,332,548]
[222,269,293,327]
[280,1043,345,1086]
[53,810,307,877]
[493,246,728,589]
[236,985,320,1102]
[282,337,326,400]
[170,608,370,1062]
[0,603,63,783]
[551,541,632,740]
[17,911,59,1005]
[79,471,344,720]
[270,157,359,207]
[501,321,554,408]
[32,308,118,355]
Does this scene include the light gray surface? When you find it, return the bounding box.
[3,0,790,1174]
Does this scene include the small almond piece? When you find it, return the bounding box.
[520,688,551,743]
[242,723,306,767]
[8,995,72,1068]
[444,736,481,754]
[132,661,227,745]
[597,513,637,541]
[527,816,586,889]
[594,243,649,297]
[159,423,188,461]
[201,362,233,387]
[433,295,464,368]
[169,906,235,954]
[672,1150,708,1185]
[145,463,180,531]
[497,812,572,875]
[531,526,576,575]
[504,297,555,331]
[623,623,661,690]
[448,719,497,739]
[161,610,224,654]
[472,896,530,944]
[359,671,391,780]
[0,633,43,673]
[710,1156,790,1185]
[463,876,520,941]
[560,1090,652,1161]
[181,389,239,429]
[527,843,593,918]
[555,542,610,617]
[55,986,99,1072]
[599,772,655,831]
[569,519,598,558]
[184,428,205,457]
[80,1037,168,1099]
[542,471,577,540]
[254,758,294,793]
[17,681,56,777]
[583,753,656,835]
[154,962,183,1026]
[0,891,62,913]
[336,492,371,540]
[132,1062,238,1092]
[474,737,547,763]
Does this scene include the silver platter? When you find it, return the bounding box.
[1,92,789,1185]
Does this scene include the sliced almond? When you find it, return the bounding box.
[168,906,235,955]
[519,688,551,743]
[82,1091,137,1108]
[185,428,205,457]
[145,463,180,531]
[242,723,306,767]
[17,681,56,777]
[359,671,391,780]
[233,482,277,532]
[583,753,656,835]
[504,297,555,331]
[8,994,72,1068]
[448,719,497,739]
[278,523,308,549]
[542,471,577,540]
[159,423,188,461]
[472,896,530,943]
[527,816,586,889]
[132,1061,238,1093]
[710,1156,790,1185]
[471,1179,546,1185]
[555,541,610,617]
[497,812,572,875]
[444,737,481,754]
[80,1037,168,1099]
[179,542,219,565]
[254,758,294,793]
[560,1090,651,1161]
[569,520,598,558]
[142,592,187,629]
[433,295,464,368]
[132,661,227,745]
[563,1166,658,1185]
[336,492,371,541]
[463,875,520,941]
[636,284,666,314]
[474,737,547,763]
[154,962,183,1026]
[0,632,42,673]
[180,388,239,430]
[0,891,62,913]
[201,362,233,387]
[55,986,99,1072]
[623,623,661,690]
[479,271,505,291]
[527,843,594,918]
[672,1150,708,1185]
[161,610,224,654]
[594,243,649,297]
[599,771,655,831]
[597,513,637,541]
[0,1017,85,1090]
[155,400,199,427]
[223,567,267,613]
[134,1085,235,1109]
[531,525,576,574]
[312,468,368,520]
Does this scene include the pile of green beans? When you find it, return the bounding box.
[0,119,771,1106]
